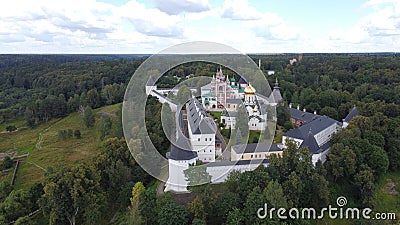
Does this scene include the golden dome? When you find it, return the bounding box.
[244,83,256,95]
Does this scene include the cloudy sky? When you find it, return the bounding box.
[0,0,399,53]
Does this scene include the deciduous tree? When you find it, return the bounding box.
[225,208,243,225]
[354,165,375,207]
[24,107,35,128]
[277,103,290,127]
[99,115,112,141]
[82,106,95,128]
[39,165,106,225]
[326,144,357,181]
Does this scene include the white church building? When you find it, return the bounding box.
[200,68,282,131]
[145,71,360,193]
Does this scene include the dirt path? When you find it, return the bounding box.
[6,121,56,186]
[23,160,47,171]
[28,124,55,173]
[35,126,51,150]
[35,132,43,150]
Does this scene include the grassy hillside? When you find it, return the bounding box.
[0,103,122,189]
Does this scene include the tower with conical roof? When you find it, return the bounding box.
[270,78,282,105]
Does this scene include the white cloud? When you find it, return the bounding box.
[0,0,118,51]
[329,0,400,51]
[0,0,188,52]
[220,0,262,20]
[152,0,210,15]
[362,0,400,9]
[360,6,400,37]
[117,1,184,37]
[0,0,45,21]
[329,26,369,44]
[1,0,399,53]
[0,34,26,43]
[217,0,305,43]
[247,13,304,41]
[183,8,220,20]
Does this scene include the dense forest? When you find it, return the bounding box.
[0,54,399,224]
[0,55,146,124]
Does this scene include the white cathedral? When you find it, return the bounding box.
[145,68,283,192]
[200,67,281,131]
[145,66,359,193]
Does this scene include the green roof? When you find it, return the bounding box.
[230,77,236,82]
[202,93,214,97]
[239,89,244,93]
[204,100,210,104]
[231,85,238,89]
